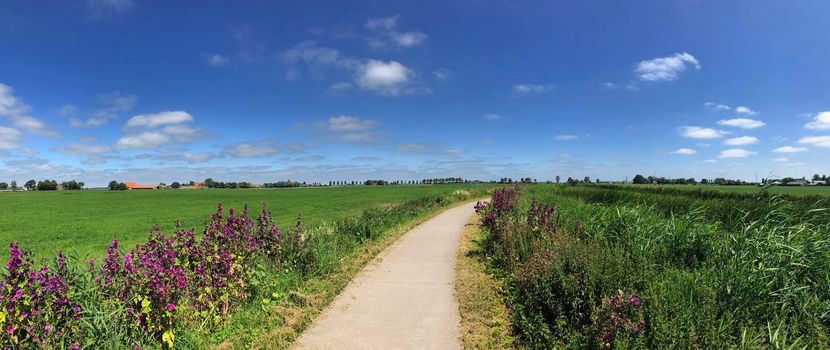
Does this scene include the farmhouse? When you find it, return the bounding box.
[785,179,810,186]
[124,182,158,190]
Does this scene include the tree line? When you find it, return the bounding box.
[0,179,84,191]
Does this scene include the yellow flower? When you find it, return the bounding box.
[0,310,6,323]
[162,330,175,348]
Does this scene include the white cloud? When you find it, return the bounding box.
[433,68,451,80]
[772,146,807,153]
[365,14,400,31]
[0,83,58,137]
[355,60,412,95]
[116,132,171,149]
[390,31,427,47]
[602,82,616,89]
[554,134,579,141]
[54,142,112,155]
[0,126,22,150]
[703,159,718,163]
[365,14,426,48]
[117,111,203,149]
[679,126,728,139]
[772,157,789,162]
[635,52,700,81]
[483,114,501,121]
[672,148,697,155]
[704,102,731,111]
[69,91,137,127]
[719,148,756,158]
[125,111,193,129]
[724,136,758,146]
[203,53,231,66]
[158,151,216,164]
[735,106,758,116]
[328,116,375,131]
[222,141,281,158]
[804,111,830,130]
[798,135,830,148]
[281,41,352,68]
[717,118,765,129]
[512,84,554,96]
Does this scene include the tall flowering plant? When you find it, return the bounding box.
[526,195,557,234]
[593,290,646,348]
[0,244,81,348]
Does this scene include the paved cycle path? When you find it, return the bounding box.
[292,202,478,350]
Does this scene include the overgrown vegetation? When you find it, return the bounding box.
[476,185,830,349]
[0,188,488,348]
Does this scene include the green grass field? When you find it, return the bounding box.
[620,184,830,196]
[0,185,484,260]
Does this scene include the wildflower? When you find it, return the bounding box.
[162,330,175,348]
[166,303,176,312]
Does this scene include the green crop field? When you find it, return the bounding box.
[0,185,485,260]
[619,183,830,196]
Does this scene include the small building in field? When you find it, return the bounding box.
[808,180,826,186]
[125,182,156,190]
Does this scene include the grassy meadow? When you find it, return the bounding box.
[475,184,830,348]
[621,183,830,197]
[0,185,484,260]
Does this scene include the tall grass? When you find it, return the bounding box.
[477,185,830,349]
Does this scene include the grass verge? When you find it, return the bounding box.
[454,215,515,350]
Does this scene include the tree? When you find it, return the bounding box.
[24,180,36,191]
[117,182,128,190]
[61,180,84,190]
[10,180,17,191]
[36,180,58,191]
[0,182,7,190]
[583,176,591,183]
[171,182,181,189]
[108,181,119,190]
[555,175,560,184]
[632,174,648,184]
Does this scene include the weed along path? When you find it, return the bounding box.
[292,202,478,350]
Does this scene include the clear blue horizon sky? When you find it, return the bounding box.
[1,0,829,186]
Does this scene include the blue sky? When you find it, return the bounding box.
[1,0,829,186]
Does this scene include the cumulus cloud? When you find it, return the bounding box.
[679,126,728,139]
[69,91,137,127]
[316,116,382,143]
[355,60,413,95]
[719,148,756,158]
[635,52,700,81]
[798,135,830,148]
[54,142,112,155]
[482,114,501,121]
[804,111,830,130]
[672,148,697,155]
[512,84,554,96]
[717,118,765,129]
[432,68,451,80]
[125,111,193,129]
[365,14,400,31]
[554,134,579,141]
[724,136,758,146]
[117,111,204,149]
[772,146,807,153]
[157,151,216,164]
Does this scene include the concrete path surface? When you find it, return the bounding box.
[292,201,478,350]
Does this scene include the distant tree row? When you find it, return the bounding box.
[203,178,254,189]
[263,180,302,188]
[364,179,389,186]
[630,174,750,186]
